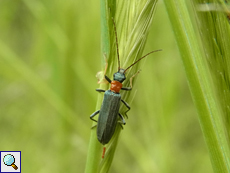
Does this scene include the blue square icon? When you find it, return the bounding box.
[0,151,21,173]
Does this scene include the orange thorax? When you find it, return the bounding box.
[110,81,122,93]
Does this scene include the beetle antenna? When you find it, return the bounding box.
[124,49,162,73]
[112,17,120,71]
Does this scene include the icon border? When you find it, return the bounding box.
[0,151,21,173]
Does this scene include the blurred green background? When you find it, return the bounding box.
[0,0,212,172]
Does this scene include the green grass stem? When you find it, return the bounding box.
[85,0,159,172]
[163,0,230,172]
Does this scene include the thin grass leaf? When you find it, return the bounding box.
[0,40,88,136]
[85,0,114,172]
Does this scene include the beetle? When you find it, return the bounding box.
[90,19,161,146]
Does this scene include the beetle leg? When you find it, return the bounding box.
[118,113,126,125]
[117,113,126,129]
[105,75,111,83]
[118,122,124,129]
[90,110,100,122]
[96,89,106,93]
[121,87,131,91]
[121,99,130,119]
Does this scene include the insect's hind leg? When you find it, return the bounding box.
[118,113,126,129]
[121,99,130,119]
[118,113,126,125]
[90,110,100,123]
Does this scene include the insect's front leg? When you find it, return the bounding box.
[121,70,141,91]
[121,99,130,119]
[105,75,111,83]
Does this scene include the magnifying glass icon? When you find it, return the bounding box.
[3,154,18,170]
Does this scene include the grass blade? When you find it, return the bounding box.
[163,0,230,172]
[85,0,159,172]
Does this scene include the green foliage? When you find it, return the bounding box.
[0,0,226,172]
[164,0,230,172]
